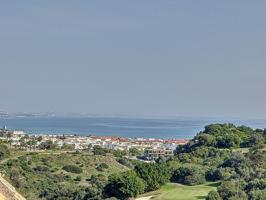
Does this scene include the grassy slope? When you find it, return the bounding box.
[0,151,128,200]
[139,182,219,200]
[30,152,127,181]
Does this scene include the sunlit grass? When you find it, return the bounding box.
[139,182,219,200]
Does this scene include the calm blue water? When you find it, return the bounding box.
[0,117,265,139]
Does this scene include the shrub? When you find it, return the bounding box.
[135,163,171,191]
[74,176,82,181]
[10,168,21,188]
[0,144,10,160]
[7,159,19,167]
[206,191,222,200]
[64,175,71,181]
[34,166,50,172]
[172,164,206,186]
[62,165,83,174]
[97,163,109,171]
[93,146,109,156]
[117,158,134,168]
[105,170,145,199]
[217,181,238,199]
[39,140,57,150]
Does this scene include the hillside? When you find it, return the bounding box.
[0,150,128,200]
[0,123,265,200]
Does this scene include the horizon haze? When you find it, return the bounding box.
[1,1,266,118]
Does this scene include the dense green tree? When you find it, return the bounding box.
[217,181,239,200]
[105,170,145,199]
[249,189,266,200]
[206,191,222,200]
[212,167,236,181]
[85,174,107,200]
[39,140,57,150]
[242,134,265,147]
[197,134,217,146]
[216,134,240,148]
[172,164,206,185]
[180,123,265,150]
[129,148,141,156]
[135,163,171,191]
[0,143,10,160]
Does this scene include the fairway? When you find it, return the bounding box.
[138,182,218,200]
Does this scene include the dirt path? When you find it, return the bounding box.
[135,196,153,200]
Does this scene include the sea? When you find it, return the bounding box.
[0,116,265,139]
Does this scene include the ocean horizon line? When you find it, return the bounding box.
[0,116,265,140]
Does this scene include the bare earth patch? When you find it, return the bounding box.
[135,196,153,200]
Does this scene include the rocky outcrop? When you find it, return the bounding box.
[0,176,25,200]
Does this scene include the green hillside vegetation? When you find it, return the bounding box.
[174,124,266,200]
[0,123,265,200]
[103,123,266,200]
[0,150,128,200]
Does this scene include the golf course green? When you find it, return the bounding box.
[138,182,219,200]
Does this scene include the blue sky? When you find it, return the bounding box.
[0,1,266,118]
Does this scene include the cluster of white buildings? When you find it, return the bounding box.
[0,127,188,158]
[35,135,188,152]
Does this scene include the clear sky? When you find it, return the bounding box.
[0,1,266,118]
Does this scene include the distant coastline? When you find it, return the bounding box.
[0,116,266,140]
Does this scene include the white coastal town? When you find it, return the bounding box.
[0,126,188,161]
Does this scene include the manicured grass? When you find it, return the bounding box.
[139,182,219,200]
